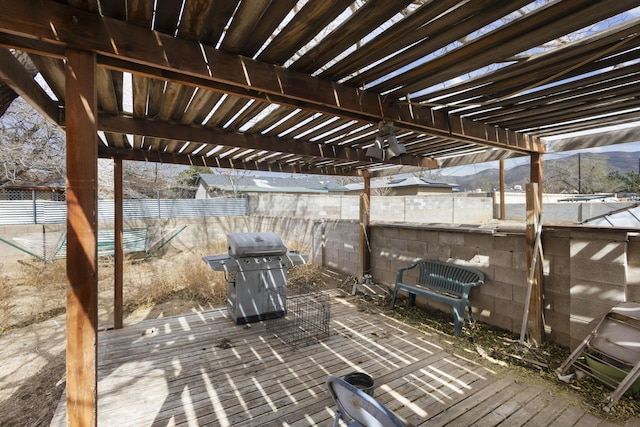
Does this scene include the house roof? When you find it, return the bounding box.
[198,173,347,194]
[345,175,459,191]
[1,1,639,178]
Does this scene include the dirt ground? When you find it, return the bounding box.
[0,250,350,426]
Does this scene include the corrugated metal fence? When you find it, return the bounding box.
[0,198,248,225]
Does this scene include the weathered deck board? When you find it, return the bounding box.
[51,292,626,426]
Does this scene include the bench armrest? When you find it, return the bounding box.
[395,260,421,284]
[460,281,482,299]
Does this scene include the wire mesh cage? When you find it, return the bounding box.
[265,283,331,349]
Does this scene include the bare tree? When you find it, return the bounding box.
[544,155,610,194]
[123,161,171,199]
[371,185,394,196]
[169,166,213,198]
[0,98,65,185]
[218,169,252,198]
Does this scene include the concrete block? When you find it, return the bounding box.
[381,227,399,240]
[485,311,514,333]
[450,245,479,262]
[439,232,465,245]
[372,257,391,275]
[464,233,495,250]
[378,269,397,286]
[627,236,640,263]
[470,263,493,281]
[493,265,527,287]
[406,240,427,255]
[482,248,514,268]
[505,300,526,323]
[479,280,513,301]
[543,272,570,295]
[469,254,491,268]
[426,243,451,260]
[544,255,570,277]
[398,228,418,242]
[626,285,640,302]
[494,234,526,253]
[570,228,629,243]
[472,292,495,315]
[543,310,570,348]
[627,264,640,287]
[542,234,570,256]
[570,259,626,285]
[544,291,570,315]
[511,282,530,306]
[511,250,528,269]
[570,279,626,307]
[570,239,627,263]
[417,229,439,243]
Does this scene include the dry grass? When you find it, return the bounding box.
[16,259,66,325]
[2,238,327,331]
[284,238,311,257]
[287,263,325,291]
[122,254,227,314]
[0,266,14,332]
[19,258,67,288]
[0,244,232,332]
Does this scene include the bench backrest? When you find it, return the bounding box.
[417,260,484,297]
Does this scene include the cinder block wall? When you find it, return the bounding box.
[249,194,355,220]
[368,223,531,336]
[249,194,494,223]
[565,228,630,349]
[311,219,360,275]
[316,220,640,350]
[5,216,640,350]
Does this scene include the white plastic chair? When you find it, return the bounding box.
[326,375,414,427]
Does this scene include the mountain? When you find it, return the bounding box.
[444,151,640,192]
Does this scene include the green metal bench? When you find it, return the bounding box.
[391,259,484,336]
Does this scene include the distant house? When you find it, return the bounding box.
[345,175,459,196]
[195,174,348,198]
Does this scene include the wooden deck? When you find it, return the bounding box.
[51,291,624,426]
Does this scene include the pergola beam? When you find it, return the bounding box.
[0,0,543,154]
[545,126,640,153]
[437,149,524,169]
[0,48,61,124]
[98,114,439,169]
[98,145,367,177]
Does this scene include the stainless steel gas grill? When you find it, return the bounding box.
[203,232,307,324]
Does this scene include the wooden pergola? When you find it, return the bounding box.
[1,1,639,425]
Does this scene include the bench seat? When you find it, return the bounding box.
[391,259,484,336]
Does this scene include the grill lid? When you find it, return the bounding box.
[227,232,287,256]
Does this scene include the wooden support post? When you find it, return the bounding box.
[526,151,544,344]
[499,159,505,220]
[114,157,123,329]
[531,152,543,202]
[358,171,371,282]
[65,49,98,426]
